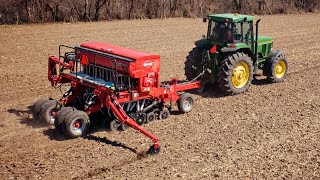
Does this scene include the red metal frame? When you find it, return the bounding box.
[48,42,202,152]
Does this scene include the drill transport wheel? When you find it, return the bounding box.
[177,93,194,113]
[159,109,170,120]
[40,100,63,125]
[62,110,90,138]
[54,107,75,133]
[32,97,50,119]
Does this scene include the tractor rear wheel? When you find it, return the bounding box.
[62,110,90,138]
[40,100,63,125]
[32,97,50,119]
[217,52,254,95]
[266,51,288,83]
[184,48,202,81]
[177,93,194,113]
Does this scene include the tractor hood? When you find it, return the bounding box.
[257,36,273,43]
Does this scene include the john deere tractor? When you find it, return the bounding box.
[185,13,288,95]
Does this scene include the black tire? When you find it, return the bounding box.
[146,112,156,123]
[110,119,121,131]
[40,100,63,125]
[177,93,194,113]
[32,97,50,119]
[217,52,254,95]
[185,47,202,81]
[265,50,288,83]
[131,113,146,125]
[119,123,129,131]
[159,109,170,120]
[54,107,75,133]
[62,110,90,138]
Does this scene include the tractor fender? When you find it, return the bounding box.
[220,47,255,61]
[220,47,237,53]
[194,39,208,49]
[267,49,285,61]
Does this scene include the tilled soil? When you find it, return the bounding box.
[0,14,319,179]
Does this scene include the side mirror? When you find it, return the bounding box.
[203,17,207,23]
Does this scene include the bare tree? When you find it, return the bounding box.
[0,0,319,24]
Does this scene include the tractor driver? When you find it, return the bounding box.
[212,22,233,42]
[220,22,233,42]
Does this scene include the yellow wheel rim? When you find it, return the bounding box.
[274,60,286,78]
[232,62,249,88]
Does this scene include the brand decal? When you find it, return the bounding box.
[143,60,153,68]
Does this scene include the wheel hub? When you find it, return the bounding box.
[183,98,192,112]
[232,62,249,88]
[73,120,82,129]
[49,110,57,124]
[275,60,286,78]
[50,111,57,117]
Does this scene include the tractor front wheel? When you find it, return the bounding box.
[63,110,90,138]
[217,52,254,95]
[266,50,288,83]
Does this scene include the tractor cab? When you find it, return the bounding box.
[204,14,273,61]
[204,14,256,48]
[206,14,254,44]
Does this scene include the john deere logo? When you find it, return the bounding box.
[143,61,153,68]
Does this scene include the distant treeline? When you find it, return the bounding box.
[0,0,319,24]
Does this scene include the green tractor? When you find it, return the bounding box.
[185,13,288,95]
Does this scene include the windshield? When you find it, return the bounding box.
[208,20,253,43]
[234,21,252,42]
[209,21,233,43]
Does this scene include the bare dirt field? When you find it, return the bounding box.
[0,14,319,179]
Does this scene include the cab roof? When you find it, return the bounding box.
[207,13,254,23]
